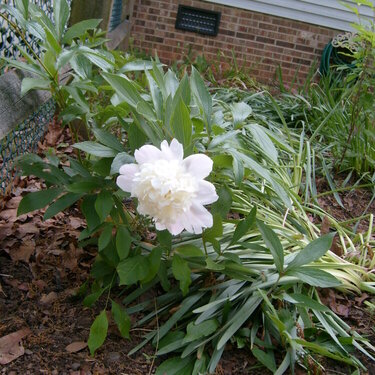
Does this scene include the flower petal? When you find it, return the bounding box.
[135,144,163,164]
[182,154,213,179]
[166,221,185,235]
[160,139,183,161]
[185,203,213,234]
[196,180,219,205]
[117,164,139,192]
[155,221,166,231]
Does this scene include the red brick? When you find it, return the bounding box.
[130,0,344,85]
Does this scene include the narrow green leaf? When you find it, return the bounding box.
[111,300,130,339]
[43,192,83,220]
[172,254,191,296]
[93,128,124,152]
[83,288,105,307]
[98,224,113,252]
[81,195,101,231]
[88,310,108,355]
[252,347,276,373]
[95,191,113,222]
[66,178,104,193]
[287,233,335,270]
[116,225,131,260]
[74,141,117,157]
[286,293,330,312]
[286,267,341,287]
[170,97,192,148]
[54,0,70,41]
[62,18,101,44]
[184,319,219,343]
[257,220,284,274]
[21,77,50,95]
[248,123,278,163]
[18,187,63,216]
[229,206,256,246]
[190,66,212,133]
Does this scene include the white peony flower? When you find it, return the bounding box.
[116,139,218,235]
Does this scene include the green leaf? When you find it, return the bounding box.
[285,293,330,312]
[98,224,113,252]
[43,192,83,220]
[203,213,223,243]
[88,310,108,355]
[117,255,150,285]
[142,246,163,283]
[15,0,29,17]
[18,187,63,215]
[217,294,262,349]
[287,233,335,270]
[211,185,232,219]
[157,230,172,250]
[170,97,192,149]
[155,356,194,375]
[184,319,219,343]
[229,206,256,247]
[95,191,113,222]
[66,177,104,193]
[206,257,225,271]
[54,0,70,41]
[83,288,105,307]
[21,77,50,95]
[286,267,341,288]
[101,72,155,122]
[92,128,124,152]
[231,102,252,127]
[81,195,101,231]
[174,244,204,258]
[191,66,212,133]
[172,254,191,296]
[116,225,131,260]
[110,152,134,175]
[2,58,48,78]
[248,123,278,163]
[73,141,117,157]
[252,347,276,373]
[111,300,130,339]
[62,18,102,44]
[257,220,284,274]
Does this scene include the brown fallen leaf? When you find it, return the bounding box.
[10,240,35,263]
[5,196,22,209]
[40,291,58,305]
[65,341,87,353]
[0,328,31,365]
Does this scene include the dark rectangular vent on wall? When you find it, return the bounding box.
[175,5,221,36]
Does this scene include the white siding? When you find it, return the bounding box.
[205,0,374,31]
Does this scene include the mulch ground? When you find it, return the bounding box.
[0,120,374,374]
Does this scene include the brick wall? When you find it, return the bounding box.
[130,0,340,85]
